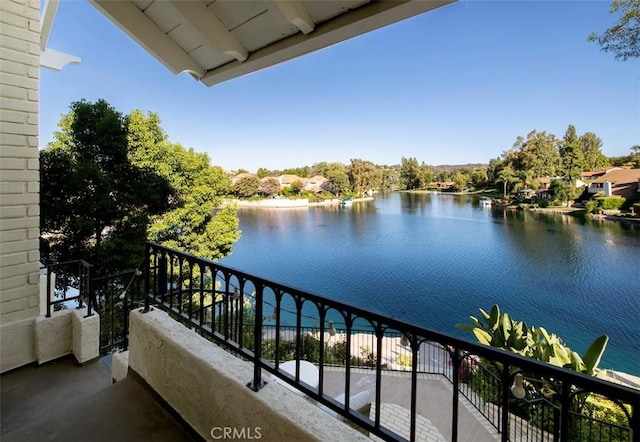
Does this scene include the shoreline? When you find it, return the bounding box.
[226,196,374,209]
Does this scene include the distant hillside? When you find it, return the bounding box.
[433,163,487,170]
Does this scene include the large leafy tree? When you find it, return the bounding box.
[399,157,421,190]
[559,124,585,181]
[418,163,435,189]
[324,162,350,195]
[232,175,260,197]
[40,100,174,273]
[348,158,381,196]
[126,110,239,261]
[580,132,609,171]
[497,164,517,197]
[589,0,640,61]
[512,130,561,178]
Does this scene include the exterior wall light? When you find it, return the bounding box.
[328,321,336,337]
[400,334,409,347]
[511,373,526,399]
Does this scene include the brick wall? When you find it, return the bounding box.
[0,0,41,372]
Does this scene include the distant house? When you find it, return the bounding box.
[437,181,455,190]
[536,176,565,191]
[517,188,537,200]
[587,168,640,198]
[277,174,328,192]
[277,174,300,187]
[580,166,630,183]
[303,175,329,192]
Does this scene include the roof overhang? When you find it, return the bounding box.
[41,0,81,71]
[89,0,455,87]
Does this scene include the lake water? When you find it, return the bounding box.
[219,192,640,375]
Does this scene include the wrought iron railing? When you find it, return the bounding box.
[139,242,639,442]
[41,260,144,355]
[92,269,143,355]
[43,260,92,318]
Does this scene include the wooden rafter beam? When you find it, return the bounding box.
[90,0,205,78]
[169,0,248,62]
[40,0,60,51]
[274,0,315,34]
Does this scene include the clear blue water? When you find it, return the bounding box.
[219,192,640,375]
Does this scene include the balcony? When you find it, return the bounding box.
[4,242,638,442]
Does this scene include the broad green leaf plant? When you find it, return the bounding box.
[457,304,608,376]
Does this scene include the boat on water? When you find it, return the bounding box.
[340,197,353,206]
[479,197,492,207]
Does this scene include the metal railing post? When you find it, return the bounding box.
[560,381,571,441]
[123,279,130,350]
[248,284,265,391]
[46,266,52,318]
[144,244,151,312]
[501,364,511,442]
[631,401,639,442]
[84,263,93,317]
[553,403,560,442]
[451,348,461,442]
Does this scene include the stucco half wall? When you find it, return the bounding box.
[128,309,369,441]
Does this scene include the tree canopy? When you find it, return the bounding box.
[126,109,239,261]
[40,101,240,273]
[40,100,174,273]
[589,0,640,61]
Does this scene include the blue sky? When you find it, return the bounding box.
[41,1,639,172]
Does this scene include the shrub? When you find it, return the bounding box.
[585,200,599,214]
[396,354,412,368]
[598,197,625,211]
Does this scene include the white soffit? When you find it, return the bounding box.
[89,0,455,87]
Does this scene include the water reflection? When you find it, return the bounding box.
[223,193,640,374]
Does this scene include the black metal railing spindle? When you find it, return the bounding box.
[120,242,640,442]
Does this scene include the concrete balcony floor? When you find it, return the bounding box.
[0,356,196,442]
[1,355,502,441]
[322,367,500,441]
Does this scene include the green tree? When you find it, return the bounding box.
[497,164,517,197]
[548,179,568,205]
[380,166,401,190]
[486,157,505,185]
[516,169,539,193]
[232,175,260,197]
[419,163,436,189]
[324,163,350,195]
[453,171,469,192]
[256,167,271,179]
[470,169,488,189]
[560,124,586,181]
[399,157,421,190]
[589,0,640,61]
[126,109,239,261]
[347,159,380,196]
[40,100,174,273]
[513,130,561,178]
[580,132,609,171]
[309,162,329,177]
[290,180,305,195]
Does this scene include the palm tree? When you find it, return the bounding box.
[497,165,517,198]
